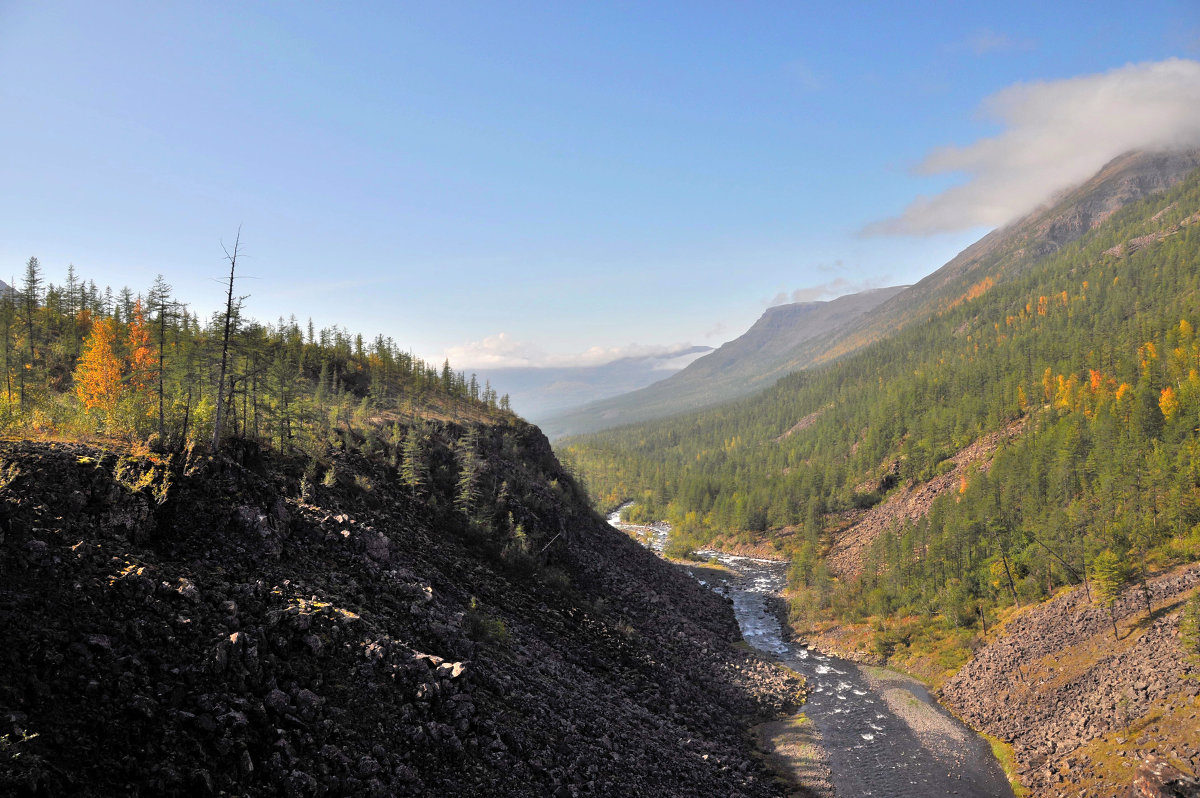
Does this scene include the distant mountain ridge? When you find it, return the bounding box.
[546,148,1200,439]
[476,345,713,422]
[542,286,907,438]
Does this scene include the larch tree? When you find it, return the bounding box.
[1091,549,1129,639]
[401,426,428,498]
[74,317,122,421]
[148,274,177,438]
[455,426,482,518]
[126,299,157,420]
[2,278,13,408]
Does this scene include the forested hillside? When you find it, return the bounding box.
[0,254,511,456]
[561,157,1200,663]
[0,252,805,796]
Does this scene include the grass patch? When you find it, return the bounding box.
[771,660,805,682]
[782,712,811,729]
[981,731,1027,797]
[685,559,735,577]
[752,712,826,798]
[1065,692,1199,796]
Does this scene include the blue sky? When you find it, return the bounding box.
[2,1,1198,367]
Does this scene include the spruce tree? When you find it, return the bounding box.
[401,426,428,498]
[455,427,482,518]
[20,257,41,407]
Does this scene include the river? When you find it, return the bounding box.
[608,509,1014,798]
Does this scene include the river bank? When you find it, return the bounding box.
[608,510,1014,797]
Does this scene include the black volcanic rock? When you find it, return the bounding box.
[0,431,804,797]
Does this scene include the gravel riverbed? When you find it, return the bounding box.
[610,510,1014,797]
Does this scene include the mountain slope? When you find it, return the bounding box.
[940,565,1200,797]
[562,149,1200,620]
[808,148,1200,366]
[547,151,1200,440]
[542,286,907,438]
[0,427,803,796]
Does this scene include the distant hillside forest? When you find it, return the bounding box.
[561,166,1200,643]
[0,247,512,455]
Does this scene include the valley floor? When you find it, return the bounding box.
[620,518,1014,797]
[668,526,1200,797]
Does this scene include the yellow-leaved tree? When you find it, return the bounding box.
[126,300,157,416]
[74,317,121,420]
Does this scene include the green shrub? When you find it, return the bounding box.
[463,597,509,644]
[664,534,699,561]
[850,490,882,509]
[541,566,571,591]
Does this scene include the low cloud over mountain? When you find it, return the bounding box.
[865,58,1200,236]
[444,332,706,370]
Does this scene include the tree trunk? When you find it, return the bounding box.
[157,301,167,438]
[179,388,192,452]
[1001,550,1020,607]
[212,229,241,451]
[1139,550,1154,621]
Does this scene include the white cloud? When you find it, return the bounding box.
[864,59,1200,236]
[768,277,884,306]
[651,348,710,371]
[444,332,701,369]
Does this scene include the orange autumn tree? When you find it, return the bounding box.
[74,317,122,419]
[126,299,157,414]
[73,303,159,434]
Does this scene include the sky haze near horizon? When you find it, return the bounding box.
[2,1,1199,369]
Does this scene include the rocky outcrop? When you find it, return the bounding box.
[0,432,802,797]
[1129,756,1200,797]
[940,565,1200,797]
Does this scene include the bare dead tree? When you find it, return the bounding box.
[212,228,248,451]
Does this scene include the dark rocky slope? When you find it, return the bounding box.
[0,426,803,796]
